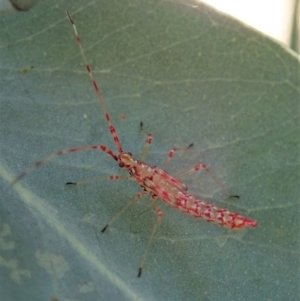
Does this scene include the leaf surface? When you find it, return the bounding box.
[1,1,299,300]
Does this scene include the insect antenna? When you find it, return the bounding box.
[11,11,124,186]
[66,10,123,154]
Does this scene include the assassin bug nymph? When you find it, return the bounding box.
[12,10,257,277]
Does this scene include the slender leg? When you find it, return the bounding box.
[138,197,163,277]
[101,192,144,233]
[140,134,153,161]
[66,174,129,186]
[11,144,118,186]
[177,163,238,198]
[162,143,193,169]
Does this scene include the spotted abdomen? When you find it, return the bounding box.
[176,195,257,229]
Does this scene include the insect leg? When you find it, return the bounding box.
[66,174,129,186]
[177,163,238,198]
[161,148,177,169]
[11,144,118,186]
[138,197,162,277]
[140,133,153,161]
[101,192,144,233]
[161,143,193,169]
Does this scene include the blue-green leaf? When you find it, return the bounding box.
[1,1,299,300]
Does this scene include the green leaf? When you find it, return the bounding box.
[1,0,299,300]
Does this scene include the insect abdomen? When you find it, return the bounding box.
[176,196,257,229]
[142,169,257,230]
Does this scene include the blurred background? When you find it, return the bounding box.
[201,0,299,50]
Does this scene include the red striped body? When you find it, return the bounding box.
[12,11,257,277]
[119,153,257,230]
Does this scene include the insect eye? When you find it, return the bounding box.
[127,152,132,156]
[119,162,125,168]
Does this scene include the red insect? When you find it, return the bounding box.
[12,10,257,277]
